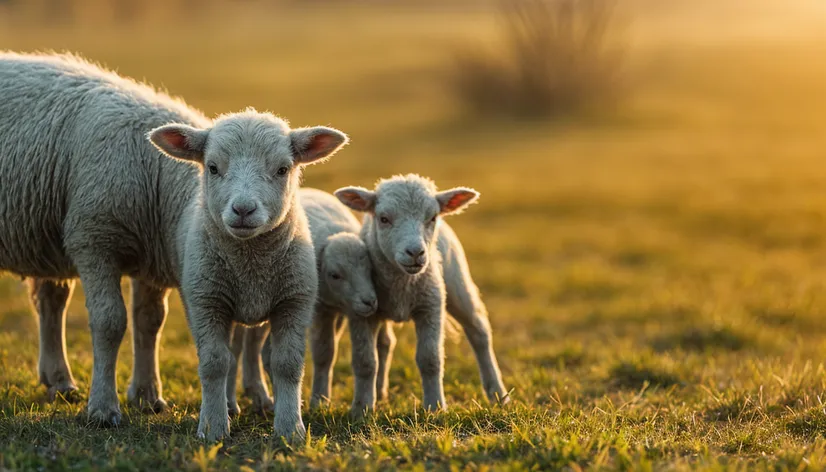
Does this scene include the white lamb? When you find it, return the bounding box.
[334,174,509,415]
[229,187,377,411]
[0,52,347,441]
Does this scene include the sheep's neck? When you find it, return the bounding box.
[365,224,438,322]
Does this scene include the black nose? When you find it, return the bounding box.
[362,298,378,309]
[232,201,258,217]
[405,247,425,258]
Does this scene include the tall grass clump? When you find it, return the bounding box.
[452,0,625,119]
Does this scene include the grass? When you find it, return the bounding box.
[2,0,826,469]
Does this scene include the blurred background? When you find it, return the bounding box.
[1,0,826,466]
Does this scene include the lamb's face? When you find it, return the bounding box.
[372,181,441,275]
[335,174,480,277]
[320,233,377,317]
[148,111,349,241]
[202,117,297,239]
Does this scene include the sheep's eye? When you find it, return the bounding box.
[379,216,391,225]
[429,215,437,224]
[329,272,342,280]
[276,166,289,176]
[208,164,219,176]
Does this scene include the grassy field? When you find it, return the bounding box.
[2,1,826,469]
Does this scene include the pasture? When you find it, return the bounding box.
[1,1,826,469]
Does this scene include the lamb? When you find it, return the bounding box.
[0,52,347,441]
[228,187,377,410]
[335,174,509,415]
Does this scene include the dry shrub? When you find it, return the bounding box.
[453,0,625,119]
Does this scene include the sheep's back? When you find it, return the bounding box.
[299,188,361,255]
[0,52,206,282]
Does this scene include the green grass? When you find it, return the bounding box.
[2,0,826,469]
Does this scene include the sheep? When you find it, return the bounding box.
[334,174,508,415]
[28,276,172,411]
[0,52,347,441]
[228,187,377,410]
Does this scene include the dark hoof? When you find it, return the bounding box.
[228,402,241,418]
[248,392,274,416]
[309,395,331,410]
[491,390,512,405]
[87,408,123,427]
[47,383,80,403]
[349,404,374,420]
[130,396,169,414]
[127,385,170,414]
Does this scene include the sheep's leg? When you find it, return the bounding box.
[335,315,347,333]
[447,294,509,404]
[226,323,242,417]
[349,316,380,417]
[413,310,447,412]
[241,323,273,414]
[27,278,78,402]
[261,331,272,386]
[190,309,233,441]
[375,321,396,402]
[127,280,170,413]
[77,265,128,426]
[268,309,309,443]
[310,309,339,407]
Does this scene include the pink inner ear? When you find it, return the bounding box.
[343,193,366,208]
[307,134,334,156]
[445,192,474,212]
[162,130,188,150]
[336,189,373,212]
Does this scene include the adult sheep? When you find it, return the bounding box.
[335,174,509,415]
[229,187,377,411]
[0,52,347,441]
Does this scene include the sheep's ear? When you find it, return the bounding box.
[335,186,376,212]
[290,126,349,165]
[436,187,479,215]
[148,124,209,163]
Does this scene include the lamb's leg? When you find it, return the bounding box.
[447,291,509,404]
[27,278,78,401]
[335,315,347,333]
[261,331,272,386]
[375,321,396,402]
[241,324,273,414]
[268,309,309,443]
[190,310,233,441]
[310,310,339,407]
[127,280,170,413]
[413,310,447,412]
[226,323,242,417]
[349,316,380,417]
[77,265,128,426]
